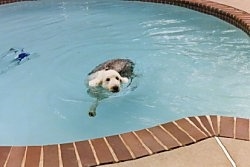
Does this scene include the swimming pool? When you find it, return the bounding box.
[0,0,249,145]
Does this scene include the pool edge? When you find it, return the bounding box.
[0,0,249,36]
[0,115,249,166]
[0,0,35,5]
[128,0,250,36]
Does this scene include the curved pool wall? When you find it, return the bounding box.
[128,0,250,36]
[0,0,249,35]
[0,115,249,166]
[0,0,32,5]
[0,0,249,166]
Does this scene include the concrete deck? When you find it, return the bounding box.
[102,137,235,167]
[2,115,249,167]
[103,137,250,167]
[209,0,250,13]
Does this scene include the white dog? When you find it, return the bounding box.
[88,69,129,93]
[87,59,135,117]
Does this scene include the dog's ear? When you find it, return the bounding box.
[88,71,104,87]
[120,77,129,84]
[89,78,102,87]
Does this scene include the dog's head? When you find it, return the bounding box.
[88,69,129,93]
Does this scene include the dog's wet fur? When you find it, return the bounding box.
[88,59,134,78]
[87,58,135,117]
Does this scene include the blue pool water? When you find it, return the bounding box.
[0,0,249,145]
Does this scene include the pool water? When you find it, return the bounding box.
[0,0,249,145]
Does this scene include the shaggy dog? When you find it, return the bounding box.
[88,69,129,93]
[87,58,135,117]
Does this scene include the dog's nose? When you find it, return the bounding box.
[111,86,119,93]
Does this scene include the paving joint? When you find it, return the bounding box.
[215,137,236,167]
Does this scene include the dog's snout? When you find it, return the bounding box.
[111,86,119,93]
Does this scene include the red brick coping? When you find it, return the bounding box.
[0,1,250,167]
[0,0,249,36]
[0,115,249,166]
[0,0,33,5]
[129,0,250,36]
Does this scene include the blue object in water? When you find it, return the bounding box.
[16,52,30,61]
[0,48,33,74]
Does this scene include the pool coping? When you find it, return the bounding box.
[130,0,250,36]
[0,0,250,167]
[0,0,34,5]
[0,115,249,167]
